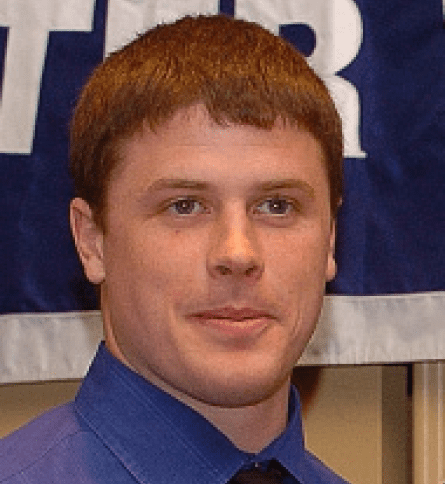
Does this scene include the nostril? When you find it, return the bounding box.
[216,265,232,276]
[245,265,259,277]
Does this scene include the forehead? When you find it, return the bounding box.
[113,105,328,194]
[145,106,296,146]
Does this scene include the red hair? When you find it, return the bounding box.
[70,14,343,227]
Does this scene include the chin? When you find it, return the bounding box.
[182,364,292,408]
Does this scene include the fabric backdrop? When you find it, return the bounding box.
[0,0,444,383]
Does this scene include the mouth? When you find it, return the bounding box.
[187,307,275,339]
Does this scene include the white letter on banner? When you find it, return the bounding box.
[236,0,366,158]
[105,0,219,56]
[0,0,95,154]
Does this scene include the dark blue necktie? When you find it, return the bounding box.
[229,461,285,483]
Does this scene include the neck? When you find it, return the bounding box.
[180,381,291,453]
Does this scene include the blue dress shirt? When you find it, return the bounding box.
[0,343,350,483]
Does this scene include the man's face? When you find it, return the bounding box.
[72,106,336,407]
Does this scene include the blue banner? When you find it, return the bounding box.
[0,0,443,373]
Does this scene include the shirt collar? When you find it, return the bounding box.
[74,343,308,484]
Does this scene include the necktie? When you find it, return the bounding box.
[229,461,285,483]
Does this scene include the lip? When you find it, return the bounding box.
[190,307,274,320]
[187,306,275,339]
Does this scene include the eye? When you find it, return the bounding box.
[167,197,206,216]
[255,197,296,216]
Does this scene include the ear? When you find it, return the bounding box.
[70,198,105,284]
[325,219,337,282]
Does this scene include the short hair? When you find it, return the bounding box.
[70,14,343,227]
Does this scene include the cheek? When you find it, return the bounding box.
[264,231,330,297]
[127,227,207,289]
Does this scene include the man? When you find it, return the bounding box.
[0,14,348,484]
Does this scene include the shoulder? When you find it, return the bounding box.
[0,402,115,484]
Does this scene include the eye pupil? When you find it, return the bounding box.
[172,198,197,215]
[268,198,289,214]
[271,200,283,210]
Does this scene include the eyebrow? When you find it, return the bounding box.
[148,179,209,191]
[258,180,315,198]
[146,178,315,198]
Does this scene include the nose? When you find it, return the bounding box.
[206,211,264,281]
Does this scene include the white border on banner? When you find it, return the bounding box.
[1,292,444,383]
